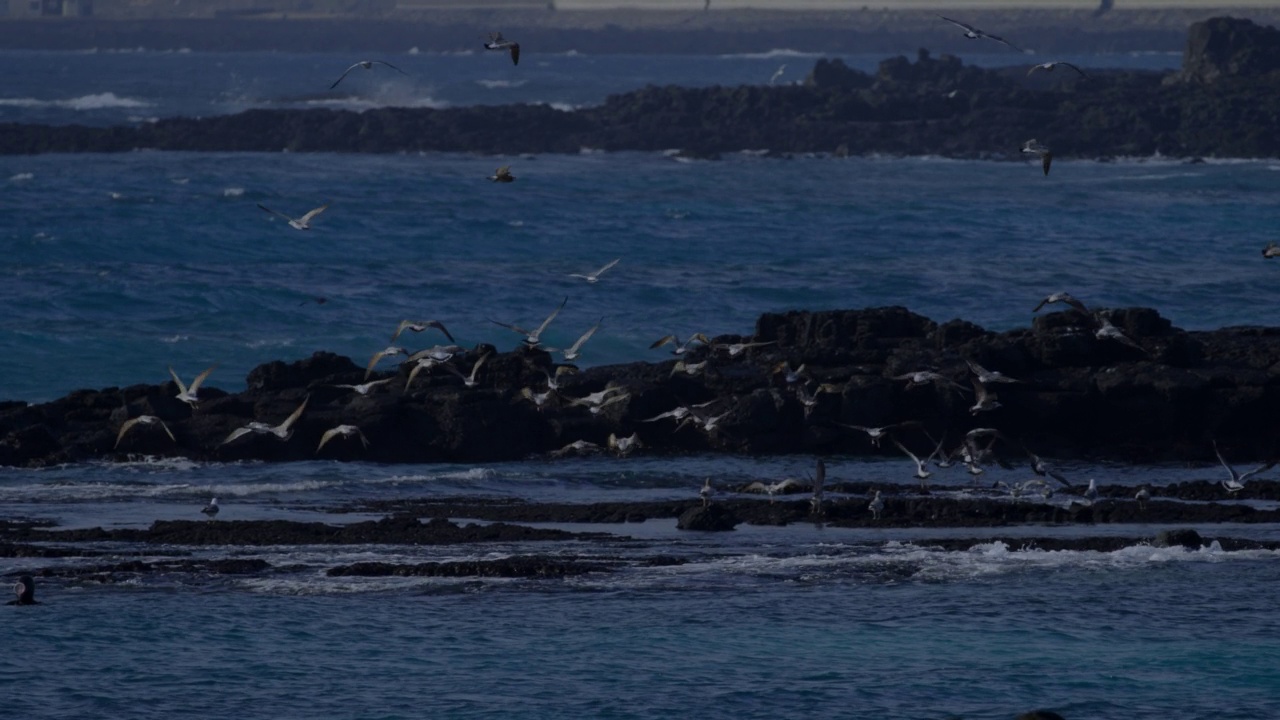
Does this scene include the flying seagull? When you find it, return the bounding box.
[365,346,408,380]
[568,258,620,284]
[769,64,786,85]
[555,317,603,362]
[1028,61,1089,79]
[221,396,310,445]
[1212,439,1274,494]
[390,319,455,344]
[1263,242,1280,258]
[115,415,176,449]
[490,296,567,348]
[484,32,520,65]
[316,424,370,454]
[650,333,711,355]
[169,364,217,408]
[257,202,329,230]
[938,15,1027,53]
[330,60,408,89]
[1033,292,1088,315]
[966,360,1021,384]
[1094,314,1147,354]
[968,378,1002,415]
[333,378,394,396]
[1022,139,1053,176]
[489,166,516,183]
[443,351,491,388]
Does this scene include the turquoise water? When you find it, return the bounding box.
[3,50,1280,719]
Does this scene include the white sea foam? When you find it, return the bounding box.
[222,187,245,197]
[0,92,153,110]
[718,48,821,60]
[160,334,189,343]
[9,172,34,182]
[476,79,527,89]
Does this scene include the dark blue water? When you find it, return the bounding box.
[3,49,1280,720]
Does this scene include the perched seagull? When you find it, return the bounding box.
[489,166,516,183]
[169,364,218,408]
[257,202,329,230]
[769,64,786,85]
[868,490,885,521]
[1033,292,1089,315]
[840,421,922,448]
[316,424,370,453]
[329,59,408,89]
[938,15,1027,52]
[1212,440,1274,494]
[1083,478,1099,503]
[365,346,409,380]
[549,439,602,458]
[1021,139,1053,176]
[490,296,567,348]
[700,477,714,508]
[115,415,176,449]
[968,378,1002,415]
[201,497,219,519]
[1095,315,1147,354]
[390,319,455,344]
[568,258,620,284]
[333,378,394,396]
[607,432,643,457]
[1028,61,1089,79]
[1135,485,1151,511]
[1263,242,1280,259]
[810,459,826,516]
[443,352,491,388]
[555,318,603,362]
[650,333,711,355]
[891,438,936,488]
[1023,444,1071,486]
[966,360,1021,384]
[221,396,309,445]
[484,32,520,65]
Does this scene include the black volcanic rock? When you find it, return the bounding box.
[1177,17,1280,84]
[4,305,1280,466]
[677,505,741,532]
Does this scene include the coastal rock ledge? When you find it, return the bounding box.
[2,17,1280,160]
[3,306,1280,468]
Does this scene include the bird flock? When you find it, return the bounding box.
[97,19,1269,519]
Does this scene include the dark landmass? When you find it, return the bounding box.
[5,303,1280,469]
[2,17,1279,159]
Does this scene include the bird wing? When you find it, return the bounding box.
[815,459,826,493]
[390,319,413,343]
[509,44,520,66]
[468,352,491,383]
[1239,461,1275,482]
[531,296,568,340]
[373,60,409,76]
[649,334,677,350]
[689,333,713,347]
[330,63,361,89]
[891,438,923,466]
[938,15,976,32]
[257,203,294,223]
[299,204,329,224]
[422,319,455,342]
[1060,62,1089,78]
[1211,440,1237,481]
[1027,64,1045,76]
[115,418,141,448]
[221,426,253,446]
[316,427,341,453]
[1042,152,1053,176]
[365,350,392,379]
[489,318,532,337]
[593,258,621,278]
[190,364,217,393]
[986,34,1025,53]
[1063,295,1088,314]
[167,366,188,395]
[567,318,603,354]
[276,395,310,435]
[1032,297,1050,313]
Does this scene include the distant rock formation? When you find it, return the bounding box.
[1176,16,1280,83]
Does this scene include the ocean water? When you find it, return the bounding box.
[4,50,1280,720]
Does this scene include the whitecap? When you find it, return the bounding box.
[222,187,246,197]
[9,172,34,182]
[0,92,154,110]
[170,177,190,185]
[718,48,820,60]
[407,46,420,55]
[161,334,189,343]
[476,79,527,89]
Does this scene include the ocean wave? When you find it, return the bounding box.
[9,172,34,182]
[476,79,527,89]
[0,92,153,110]
[222,187,246,197]
[718,48,821,60]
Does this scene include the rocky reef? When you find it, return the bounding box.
[2,17,1279,159]
[3,304,1280,469]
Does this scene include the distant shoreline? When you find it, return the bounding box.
[0,8,1277,54]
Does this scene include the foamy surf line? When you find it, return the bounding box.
[0,92,153,110]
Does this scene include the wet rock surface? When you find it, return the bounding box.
[2,18,1279,160]
[4,306,1280,467]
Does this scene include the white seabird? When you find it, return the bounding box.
[607,432,643,457]
[443,352,491,388]
[316,424,370,453]
[490,296,567,348]
[839,421,922,448]
[1094,314,1147,354]
[868,490,885,521]
[1032,292,1088,315]
[966,360,1021,384]
[1135,486,1151,511]
[221,396,309,446]
[484,32,520,65]
[1021,139,1053,176]
[555,318,603,361]
[201,497,219,519]
[650,333,711,356]
[1263,242,1280,259]
[568,258,620,284]
[891,438,936,489]
[1028,61,1089,79]
[169,364,218,408]
[390,319,455,344]
[115,415,176,449]
[330,59,409,89]
[938,15,1027,52]
[333,378,394,395]
[1212,439,1274,494]
[365,346,409,380]
[257,202,329,230]
[968,378,1002,415]
[700,477,714,508]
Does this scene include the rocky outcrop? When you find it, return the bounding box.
[1176,16,1280,84]
[4,18,1280,159]
[4,305,1280,468]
